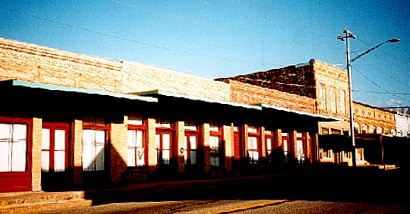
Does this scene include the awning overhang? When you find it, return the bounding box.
[3,79,157,103]
[136,89,262,110]
[255,103,342,122]
[0,79,158,116]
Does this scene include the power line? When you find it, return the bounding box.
[352,66,409,105]
[352,89,410,95]
[0,6,266,68]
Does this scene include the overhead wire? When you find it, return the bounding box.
[0,5,266,69]
[352,66,409,106]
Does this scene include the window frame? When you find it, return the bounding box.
[247,126,260,165]
[41,122,70,173]
[0,117,32,175]
[319,84,327,110]
[210,125,222,167]
[82,124,109,172]
[184,123,199,166]
[155,120,175,165]
[127,120,147,167]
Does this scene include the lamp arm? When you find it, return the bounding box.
[351,41,387,63]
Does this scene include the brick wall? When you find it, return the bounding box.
[225,80,316,113]
[0,37,123,93]
[353,101,396,134]
[312,59,349,118]
[216,61,316,98]
[110,118,128,183]
[121,61,231,101]
[0,37,231,102]
[312,59,351,133]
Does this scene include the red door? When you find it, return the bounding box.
[41,123,71,190]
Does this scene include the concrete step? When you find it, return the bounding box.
[0,191,92,213]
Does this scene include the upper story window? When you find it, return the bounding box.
[330,88,336,113]
[361,124,368,134]
[319,84,327,110]
[340,90,346,114]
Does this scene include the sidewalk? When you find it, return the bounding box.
[1,166,406,213]
[0,173,288,214]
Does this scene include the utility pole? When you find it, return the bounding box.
[338,28,357,168]
[337,28,400,168]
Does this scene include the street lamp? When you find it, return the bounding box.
[337,28,399,168]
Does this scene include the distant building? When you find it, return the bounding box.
[383,107,410,137]
[216,59,397,166]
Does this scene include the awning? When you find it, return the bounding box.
[1,79,158,103]
[136,89,261,110]
[255,103,341,122]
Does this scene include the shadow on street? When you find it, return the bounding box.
[82,166,409,206]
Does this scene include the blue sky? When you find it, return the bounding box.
[1,0,409,107]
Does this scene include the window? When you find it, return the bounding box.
[83,129,106,171]
[354,122,360,134]
[210,124,221,167]
[184,135,197,165]
[127,129,144,167]
[41,126,67,172]
[265,130,273,161]
[296,133,304,163]
[369,125,376,134]
[361,124,368,134]
[320,149,332,160]
[248,136,259,164]
[282,133,289,162]
[340,90,346,114]
[184,122,198,165]
[319,85,327,110]
[156,119,174,165]
[247,126,259,164]
[0,123,27,172]
[330,88,336,113]
[156,132,171,164]
[210,136,220,167]
[127,116,146,167]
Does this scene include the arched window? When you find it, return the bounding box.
[353,122,359,134]
[361,124,368,134]
[369,125,375,134]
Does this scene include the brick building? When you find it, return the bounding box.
[0,38,340,193]
[0,37,402,193]
[216,59,397,166]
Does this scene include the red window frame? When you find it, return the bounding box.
[265,130,274,159]
[0,117,32,175]
[127,121,147,167]
[247,126,260,165]
[210,125,222,167]
[41,122,70,172]
[184,127,199,165]
[82,124,109,172]
[156,124,175,165]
